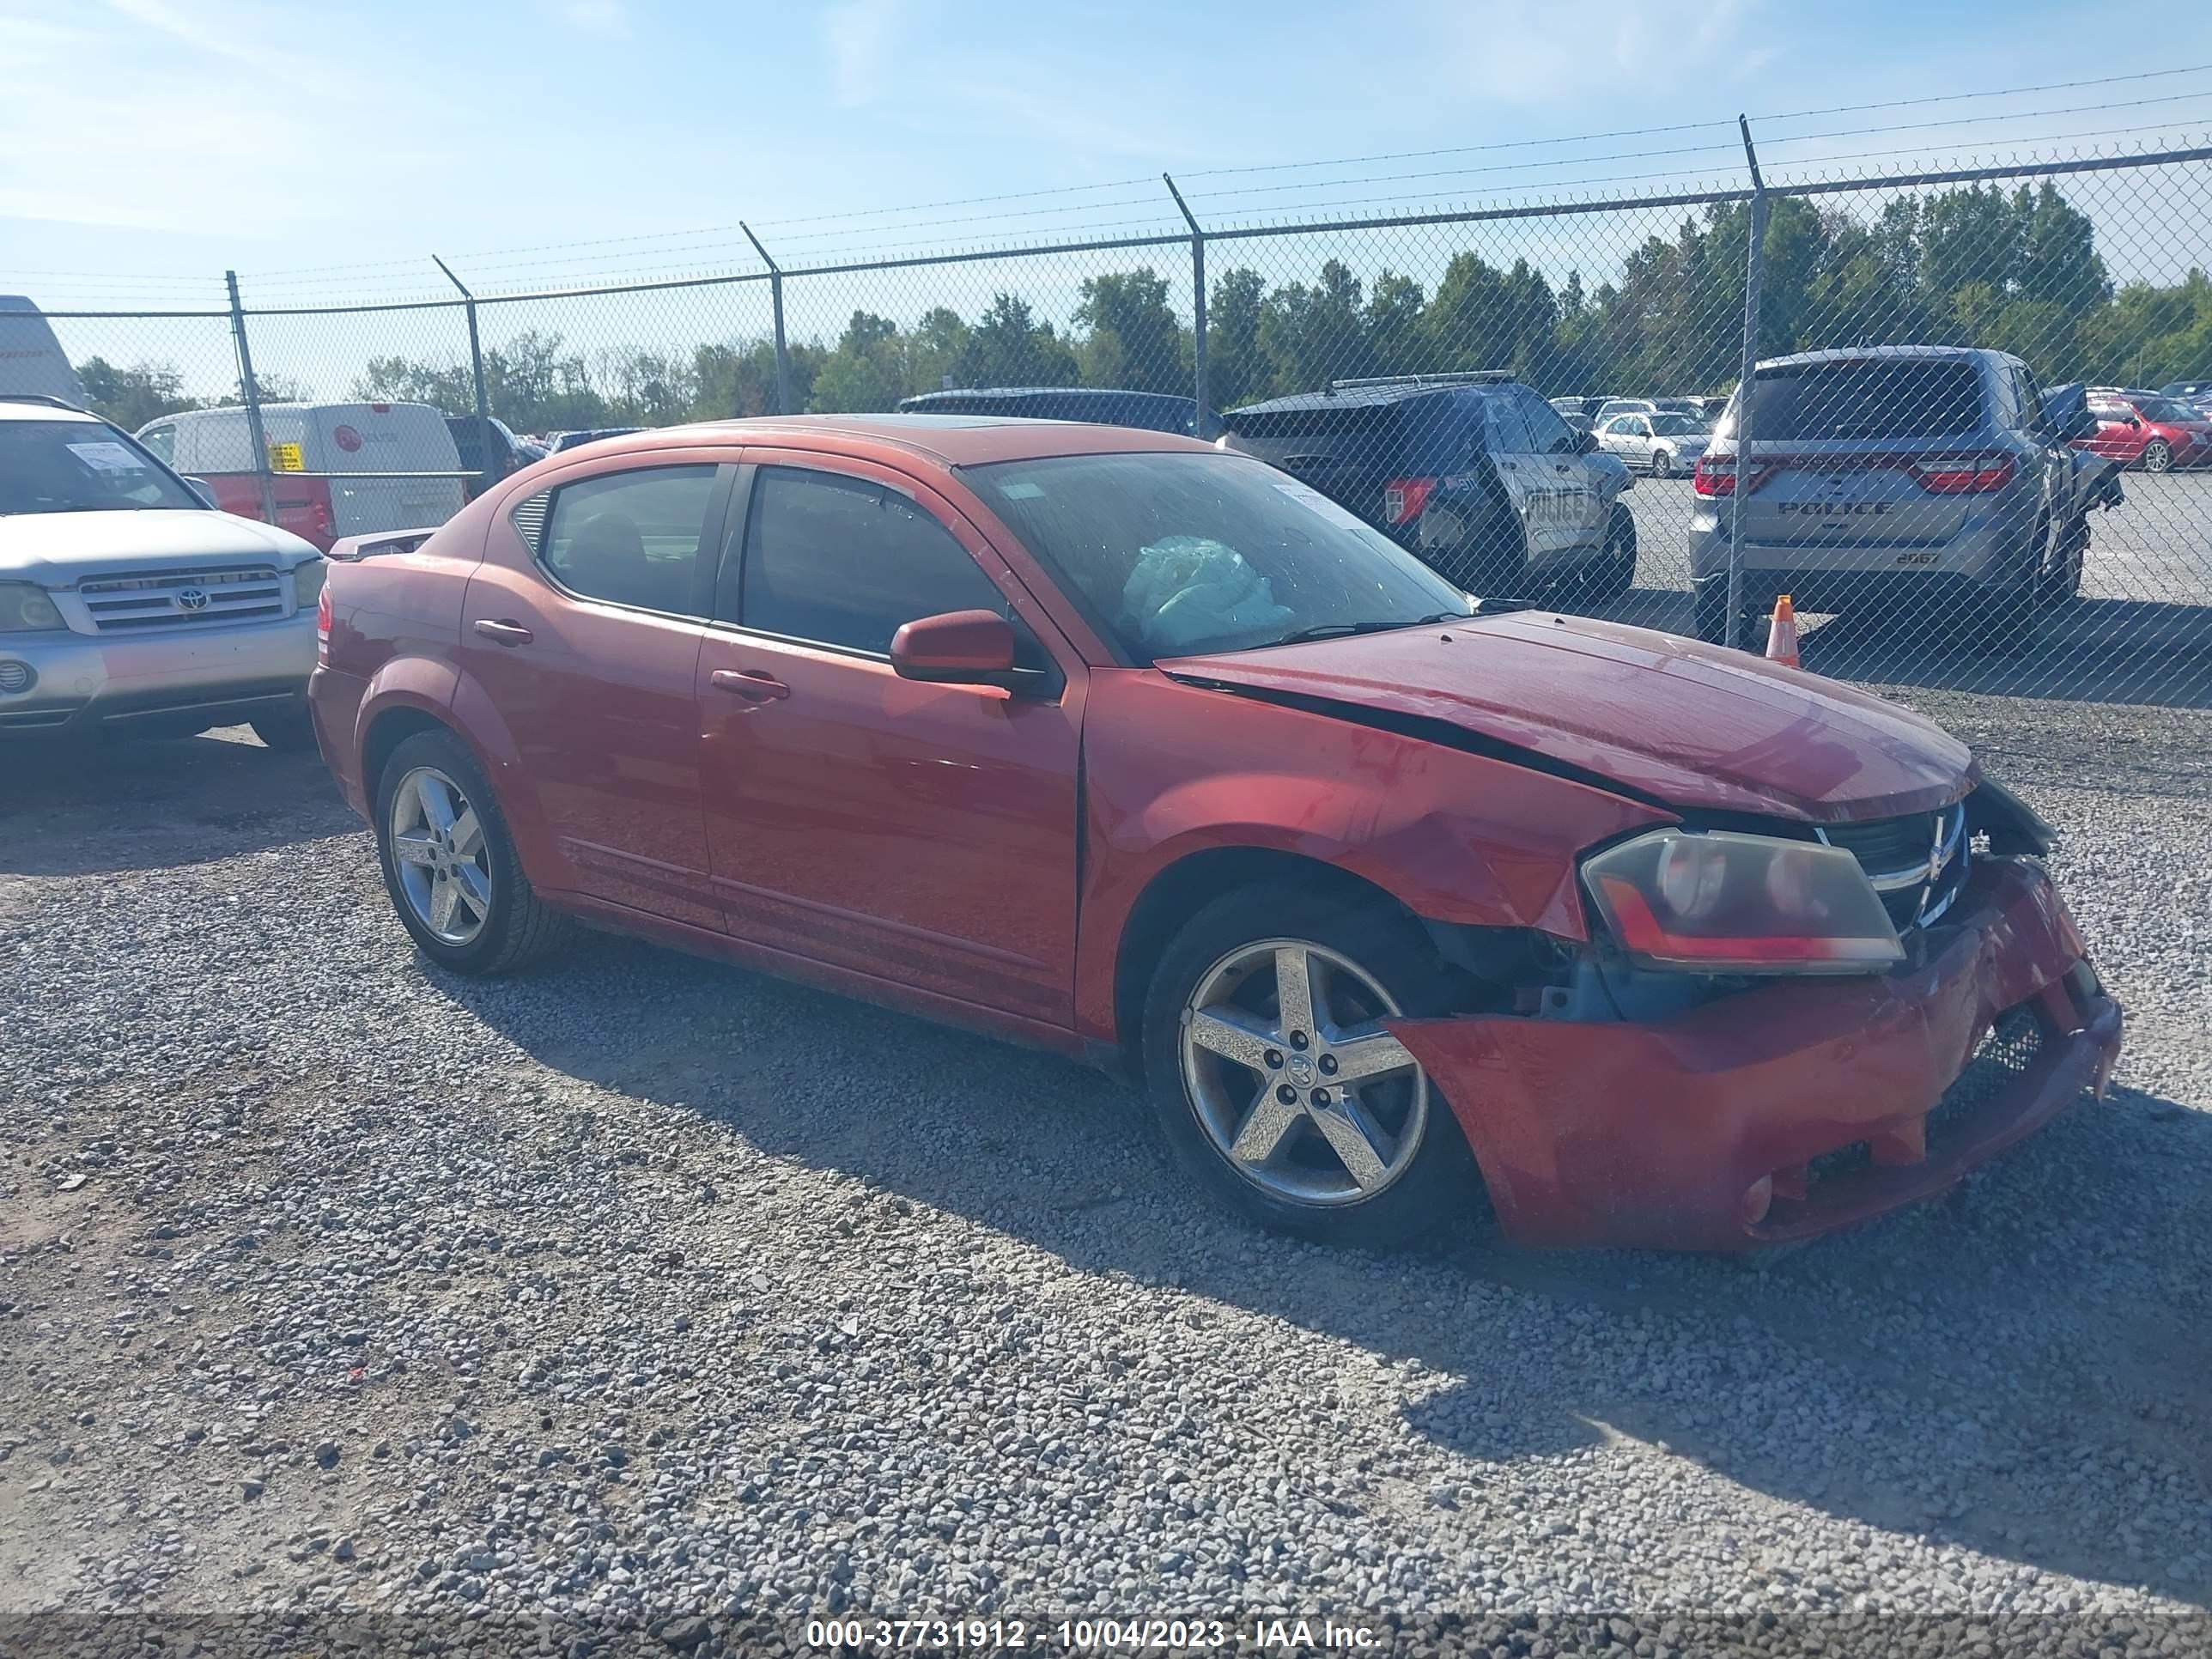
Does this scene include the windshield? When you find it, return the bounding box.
[966,451,1473,664]
[0,419,199,514]
[1648,414,1708,435]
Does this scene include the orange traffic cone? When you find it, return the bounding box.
[1765,593,1801,668]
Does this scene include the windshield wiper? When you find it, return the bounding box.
[1260,611,1469,648]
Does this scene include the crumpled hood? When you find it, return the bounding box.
[1164,610,1975,823]
[0,510,319,586]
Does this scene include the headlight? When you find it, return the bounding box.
[1582,829,1903,974]
[0,582,65,635]
[292,558,328,608]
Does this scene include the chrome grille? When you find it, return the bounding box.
[1820,800,1968,933]
[75,566,287,632]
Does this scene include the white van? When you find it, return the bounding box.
[0,296,87,404]
[137,401,466,551]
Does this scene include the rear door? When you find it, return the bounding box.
[1729,357,1988,570]
[306,403,467,537]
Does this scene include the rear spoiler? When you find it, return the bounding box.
[327,526,441,563]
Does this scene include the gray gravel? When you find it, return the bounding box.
[2,714,2208,1656]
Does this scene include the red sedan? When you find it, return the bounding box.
[2075,388,2212,471]
[308,417,2121,1251]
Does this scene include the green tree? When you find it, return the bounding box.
[811,311,909,412]
[76,358,202,429]
[1073,267,1186,393]
[957,295,1079,387]
[1260,261,1371,389]
[1206,268,1269,407]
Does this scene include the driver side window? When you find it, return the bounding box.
[1516,388,1582,455]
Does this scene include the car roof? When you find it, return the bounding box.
[0,394,100,422]
[1757,345,2010,369]
[568,414,1218,468]
[1226,381,1508,416]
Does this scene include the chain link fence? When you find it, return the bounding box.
[33,144,2212,709]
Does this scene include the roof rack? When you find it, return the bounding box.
[1325,371,1513,393]
[0,392,88,412]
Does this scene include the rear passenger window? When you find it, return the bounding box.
[541,465,717,615]
[734,466,1009,655]
[1483,395,1533,455]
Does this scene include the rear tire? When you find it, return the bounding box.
[1420,495,1528,598]
[1140,881,1485,1249]
[1692,580,1745,647]
[1579,503,1637,603]
[373,728,572,975]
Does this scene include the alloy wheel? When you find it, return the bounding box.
[1178,939,1429,1206]
[2144,439,2173,473]
[1652,448,1673,478]
[388,765,493,946]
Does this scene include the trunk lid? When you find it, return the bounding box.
[1164,610,1973,823]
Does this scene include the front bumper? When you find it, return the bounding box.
[1389,857,2122,1251]
[0,612,315,738]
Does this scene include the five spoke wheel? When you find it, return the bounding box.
[1179,939,1428,1206]
[388,766,492,945]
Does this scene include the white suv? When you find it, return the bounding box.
[0,395,325,748]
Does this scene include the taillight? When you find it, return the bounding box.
[1692,453,1776,497]
[312,497,337,540]
[315,582,332,662]
[1906,455,2015,494]
[1382,476,1437,526]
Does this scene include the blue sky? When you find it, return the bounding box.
[6,0,2212,313]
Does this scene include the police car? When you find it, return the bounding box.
[1216,372,1636,600]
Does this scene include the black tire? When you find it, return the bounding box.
[247,704,318,752]
[1692,580,1743,647]
[373,727,571,975]
[1971,513,2052,653]
[2142,438,2173,474]
[1420,495,1528,598]
[1139,880,1486,1249]
[2044,515,2087,603]
[1650,447,1674,479]
[1580,502,1637,603]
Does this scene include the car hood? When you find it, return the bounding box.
[1164,610,1975,823]
[0,509,319,585]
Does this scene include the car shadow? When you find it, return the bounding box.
[0,728,355,877]
[440,933,2212,1607]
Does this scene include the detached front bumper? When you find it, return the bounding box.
[1389,857,2122,1251]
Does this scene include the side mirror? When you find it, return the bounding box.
[182,476,218,508]
[890,609,1020,688]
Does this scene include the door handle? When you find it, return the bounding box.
[472,618,534,646]
[711,668,790,702]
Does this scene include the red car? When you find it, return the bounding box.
[308,418,2121,1251]
[2075,388,2212,471]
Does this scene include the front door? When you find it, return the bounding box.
[459,459,732,928]
[696,458,1083,1027]
[1516,387,1608,558]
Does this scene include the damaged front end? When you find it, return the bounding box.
[1392,784,2119,1251]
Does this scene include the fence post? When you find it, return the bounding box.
[433,257,495,496]
[1727,116,1768,652]
[224,270,278,528]
[742,223,793,416]
[1164,173,1210,438]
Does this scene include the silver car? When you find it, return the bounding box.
[1686,347,2105,648]
[1595,410,1711,477]
[0,396,323,746]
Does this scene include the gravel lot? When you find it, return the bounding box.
[3,693,2209,1657]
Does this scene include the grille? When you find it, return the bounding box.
[1806,1003,2045,1185]
[75,566,287,632]
[1820,800,1967,932]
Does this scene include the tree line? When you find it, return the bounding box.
[74,181,2212,437]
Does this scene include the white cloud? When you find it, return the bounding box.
[556,0,628,35]
[1422,0,1773,107]
[823,0,903,108]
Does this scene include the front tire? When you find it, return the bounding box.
[1140,881,1484,1249]
[2142,438,2173,473]
[373,728,571,975]
[1650,447,1674,479]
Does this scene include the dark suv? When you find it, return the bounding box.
[1217,373,1636,599]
